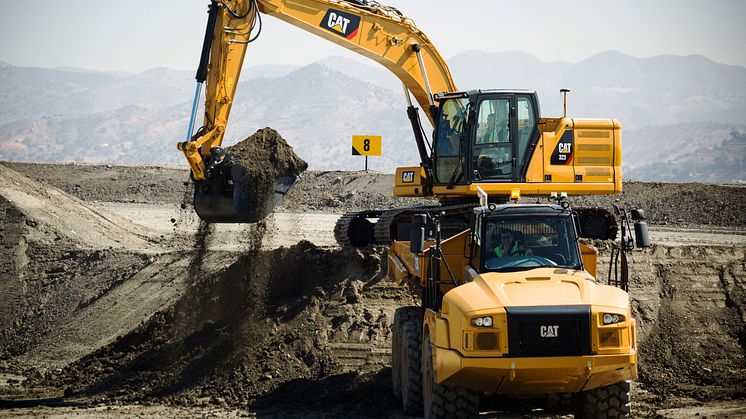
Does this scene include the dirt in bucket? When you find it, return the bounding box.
[224,128,308,222]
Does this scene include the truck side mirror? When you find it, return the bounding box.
[410,226,426,254]
[410,214,428,254]
[630,208,650,248]
[634,221,651,248]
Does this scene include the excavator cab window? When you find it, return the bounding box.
[434,98,469,184]
[473,98,512,180]
[462,92,540,184]
[516,96,536,169]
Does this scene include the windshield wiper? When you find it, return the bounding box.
[554,264,583,270]
[490,266,541,273]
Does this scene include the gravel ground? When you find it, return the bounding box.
[0,161,744,418]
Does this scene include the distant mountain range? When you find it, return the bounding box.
[0,50,744,182]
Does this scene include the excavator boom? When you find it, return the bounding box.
[177,0,457,223]
[179,0,455,175]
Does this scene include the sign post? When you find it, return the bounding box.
[351,135,382,171]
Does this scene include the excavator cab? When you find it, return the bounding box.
[431,90,541,188]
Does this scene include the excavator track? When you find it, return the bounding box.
[575,206,619,240]
[336,203,619,248]
[336,203,476,248]
[334,210,382,248]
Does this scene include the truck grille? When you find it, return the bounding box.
[505,305,592,357]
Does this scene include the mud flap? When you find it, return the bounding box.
[194,164,298,223]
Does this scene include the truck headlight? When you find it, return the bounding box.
[603,313,624,325]
[472,316,493,327]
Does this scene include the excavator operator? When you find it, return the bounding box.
[479,114,508,144]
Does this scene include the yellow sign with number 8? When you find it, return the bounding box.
[351,135,382,156]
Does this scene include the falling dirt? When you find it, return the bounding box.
[224,128,308,222]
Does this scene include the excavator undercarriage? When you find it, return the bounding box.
[334,202,619,248]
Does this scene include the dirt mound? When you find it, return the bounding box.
[226,128,307,180]
[32,241,399,410]
[0,166,242,371]
[225,128,307,222]
[0,164,157,250]
[0,162,189,205]
[574,181,746,228]
[279,170,435,213]
[629,245,746,402]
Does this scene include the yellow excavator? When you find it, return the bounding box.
[176,0,620,240]
[176,1,641,417]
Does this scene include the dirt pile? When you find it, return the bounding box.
[32,241,407,413]
[630,245,746,401]
[573,181,746,228]
[0,164,157,250]
[0,165,235,371]
[0,162,188,205]
[591,244,746,405]
[225,128,307,222]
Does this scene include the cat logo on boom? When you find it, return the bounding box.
[320,8,361,40]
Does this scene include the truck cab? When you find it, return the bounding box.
[389,202,637,418]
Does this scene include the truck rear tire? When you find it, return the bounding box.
[576,381,631,419]
[422,330,479,419]
[401,318,423,415]
[546,392,573,412]
[391,307,420,401]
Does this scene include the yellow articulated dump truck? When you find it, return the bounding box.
[389,193,647,418]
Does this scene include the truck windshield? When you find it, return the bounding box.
[482,216,582,272]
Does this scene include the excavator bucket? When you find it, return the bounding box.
[193,163,298,223]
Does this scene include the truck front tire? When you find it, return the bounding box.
[401,318,423,415]
[391,307,420,401]
[576,381,631,418]
[422,330,479,419]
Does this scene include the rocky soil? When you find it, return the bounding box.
[0,161,744,418]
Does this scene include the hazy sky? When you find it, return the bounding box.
[1,0,744,72]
